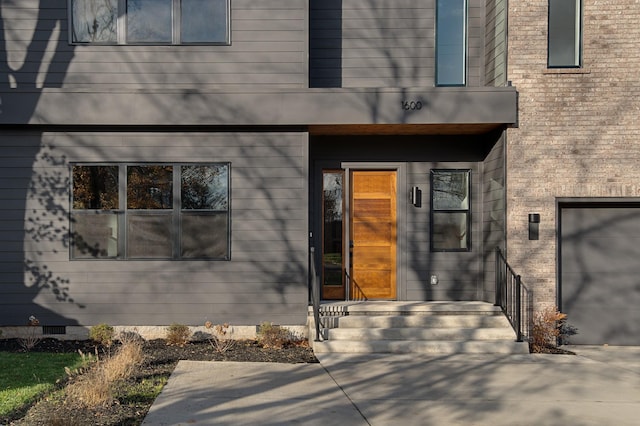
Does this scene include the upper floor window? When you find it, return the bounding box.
[70,0,230,45]
[548,0,582,68]
[436,0,466,86]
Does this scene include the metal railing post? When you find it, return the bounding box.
[495,246,530,343]
[515,274,522,342]
[310,247,322,342]
[495,247,502,307]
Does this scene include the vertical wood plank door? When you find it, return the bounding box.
[350,170,397,300]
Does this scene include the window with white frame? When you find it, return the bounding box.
[70,0,230,44]
[71,163,230,260]
[548,0,582,68]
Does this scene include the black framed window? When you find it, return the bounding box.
[71,163,230,260]
[70,0,230,45]
[548,0,582,68]
[436,0,466,86]
[430,170,471,251]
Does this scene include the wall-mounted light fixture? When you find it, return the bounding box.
[410,186,421,207]
[528,213,540,240]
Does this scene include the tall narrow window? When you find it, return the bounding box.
[320,170,346,300]
[548,0,582,68]
[431,170,471,251]
[436,0,466,86]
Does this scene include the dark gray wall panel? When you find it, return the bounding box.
[560,204,640,345]
[1,0,307,90]
[485,0,508,86]
[0,131,309,326]
[407,162,481,301]
[0,87,518,126]
[310,0,486,88]
[481,133,505,302]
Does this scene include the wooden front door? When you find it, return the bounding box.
[349,170,397,300]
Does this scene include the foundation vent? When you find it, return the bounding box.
[42,326,66,335]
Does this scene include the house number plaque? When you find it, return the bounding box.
[401,101,423,111]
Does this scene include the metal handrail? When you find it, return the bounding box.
[309,247,323,342]
[495,247,532,342]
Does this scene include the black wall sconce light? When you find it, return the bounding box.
[528,213,540,240]
[410,186,421,207]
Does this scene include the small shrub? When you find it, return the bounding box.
[530,306,572,352]
[19,317,42,352]
[166,323,191,347]
[257,322,291,349]
[205,322,236,354]
[89,324,115,347]
[118,329,145,344]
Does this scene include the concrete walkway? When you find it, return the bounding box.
[142,346,640,426]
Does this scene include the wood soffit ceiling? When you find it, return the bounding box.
[308,123,506,136]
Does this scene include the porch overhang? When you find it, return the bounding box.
[308,123,506,136]
[0,87,517,128]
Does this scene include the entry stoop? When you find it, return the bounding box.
[310,301,530,355]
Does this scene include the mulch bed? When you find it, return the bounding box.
[1,338,317,426]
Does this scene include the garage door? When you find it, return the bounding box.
[560,204,640,345]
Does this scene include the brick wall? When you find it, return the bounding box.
[507,0,640,310]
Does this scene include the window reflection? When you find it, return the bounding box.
[182,0,229,43]
[432,171,469,210]
[181,165,229,210]
[72,0,230,45]
[127,166,173,209]
[73,165,119,210]
[323,171,344,286]
[127,0,172,43]
[431,170,471,251]
[72,0,117,43]
[548,0,582,67]
[436,0,466,86]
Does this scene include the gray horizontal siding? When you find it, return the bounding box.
[2,0,307,90]
[481,134,505,302]
[485,0,507,87]
[310,0,486,88]
[0,131,309,326]
[406,162,481,301]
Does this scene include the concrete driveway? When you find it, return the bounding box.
[142,346,640,426]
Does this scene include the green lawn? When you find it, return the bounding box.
[0,351,84,419]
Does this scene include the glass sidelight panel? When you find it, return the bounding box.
[322,171,345,298]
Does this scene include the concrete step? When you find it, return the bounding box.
[336,314,511,329]
[319,301,502,316]
[327,326,517,341]
[312,339,530,355]
[310,302,528,355]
